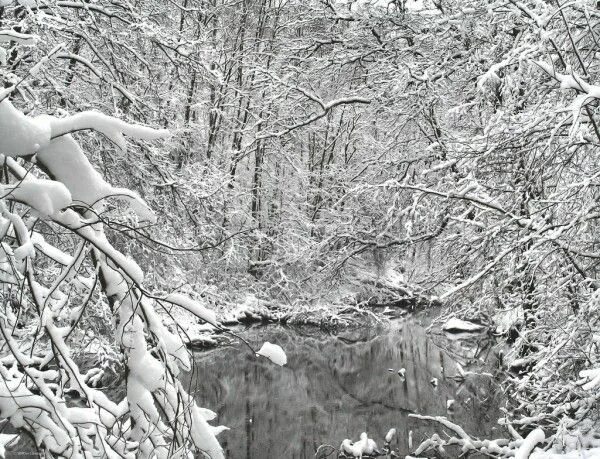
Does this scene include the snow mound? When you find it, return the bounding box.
[443,318,486,333]
[256,342,287,366]
[531,448,600,458]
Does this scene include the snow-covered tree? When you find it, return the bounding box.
[0,22,232,458]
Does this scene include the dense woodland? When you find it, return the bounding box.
[2,0,600,457]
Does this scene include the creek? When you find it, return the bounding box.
[188,309,503,458]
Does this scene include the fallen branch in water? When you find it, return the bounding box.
[409,414,526,457]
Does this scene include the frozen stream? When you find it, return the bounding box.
[187,312,503,458]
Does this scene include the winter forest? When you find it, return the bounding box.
[4,0,600,457]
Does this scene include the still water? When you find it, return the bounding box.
[186,313,503,458]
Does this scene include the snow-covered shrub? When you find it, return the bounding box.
[0,33,228,459]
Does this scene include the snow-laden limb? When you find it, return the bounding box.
[142,301,192,375]
[385,428,396,443]
[164,292,219,327]
[535,61,600,134]
[410,414,472,441]
[54,52,138,103]
[439,234,534,301]
[0,30,38,45]
[35,135,156,222]
[48,111,170,149]
[251,95,370,144]
[339,433,378,458]
[1,99,166,221]
[31,284,129,457]
[27,43,64,78]
[579,368,600,391]
[105,262,225,459]
[0,95,229,458]
[507,0,550,28]
[0,317,83,456]
[515,429,545,459]
[0,434,18,458]
[477,44,536,93]
[535,61,600,98]
[0,203,34,266]
[421,159,457,176]
[30,232,74,265]
[0,100,51,156]
[0,44,64,103]
[409,415,517,457]
[0,177,71,217]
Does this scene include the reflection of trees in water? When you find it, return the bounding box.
[187,324,503,458]
[428,330,498,368]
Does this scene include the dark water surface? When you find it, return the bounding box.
[187,312,503,459]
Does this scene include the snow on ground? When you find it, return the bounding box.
[443,317,486,333]
[531,448,600,458]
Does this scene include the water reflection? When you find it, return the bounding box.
[187,318,503,459]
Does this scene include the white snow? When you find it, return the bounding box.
[165,293,218,326]
[49,111,170,150]
[0,434,18,458]
[0,67,225,458]
[358,432,378,455]
[536,61,600,102]
[385,428,396,443]
[1,206,34,265]
[256,342,287,366]
[0,30,37,45]
[189,405,225,459]
[443,317,486,333]
[516,428,546,459]
[1,179,71,216]
[35,135,156,222]
[580,367,600,391]
[531,448,600,458]
[340,432,378,457]
[0,101,160,221]
[30,232,73,265]
[340,438,365,457]
[0,100,51,156]
[422,159,457,176]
